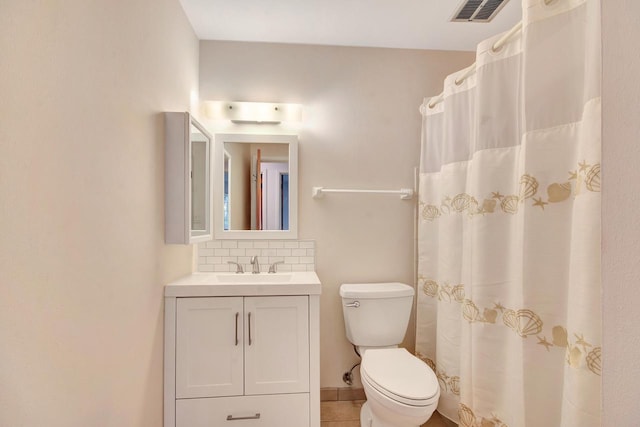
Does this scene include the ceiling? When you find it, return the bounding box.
[178,0,522,51]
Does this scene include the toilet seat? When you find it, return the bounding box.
[361,348,439,407]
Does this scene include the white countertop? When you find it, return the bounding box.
[165,271,322,297]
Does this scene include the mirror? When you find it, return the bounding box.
[190,122,209,236]
[214,134,298,239]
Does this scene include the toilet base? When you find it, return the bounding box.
[360,401,429,427]
[360,401,373,427]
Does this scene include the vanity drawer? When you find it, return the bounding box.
[176,393,309,427]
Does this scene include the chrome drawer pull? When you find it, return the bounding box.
[234,312,239,346]
[227,413,260,421]
[248,312,252,345]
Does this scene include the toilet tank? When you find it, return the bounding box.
[340,283,414,347]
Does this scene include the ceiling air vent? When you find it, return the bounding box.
[451,0,510,22]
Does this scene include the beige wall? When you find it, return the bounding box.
[602,0,640,422]
[0,1,197,425]
[199,41,474,387]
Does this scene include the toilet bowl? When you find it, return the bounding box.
[359,348,439,427]
[339,283,440,427]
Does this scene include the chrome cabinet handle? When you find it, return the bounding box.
[234,312,239,346]
[227,413,260,421]
[345,301,360,308]
[248,312,252,345]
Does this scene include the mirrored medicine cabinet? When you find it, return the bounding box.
[164,112,212,244]
[213,133,298,240]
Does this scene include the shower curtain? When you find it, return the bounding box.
[415,1,601,426]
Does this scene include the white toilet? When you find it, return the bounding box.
[340,283,439,427]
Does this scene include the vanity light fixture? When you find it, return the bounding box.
[203,101,302,124]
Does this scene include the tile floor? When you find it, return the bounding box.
[320,399,456,427]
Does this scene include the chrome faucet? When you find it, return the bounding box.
[268,260,284,273]
[250,256,260,274]
[227,261,244,274]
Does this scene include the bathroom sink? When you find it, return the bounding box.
[165,271,321,297]
[215,273,294,283]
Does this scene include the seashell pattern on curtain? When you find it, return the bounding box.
[415,0,601,426]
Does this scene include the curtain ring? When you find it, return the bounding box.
[491,43,504,53]
[543,0,557,5]
[428,102,436,109]
[455,78,464,86]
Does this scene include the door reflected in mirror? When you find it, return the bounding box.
[214,134,298,240]
[224,142,289,231]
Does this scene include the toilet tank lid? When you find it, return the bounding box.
[340,283,414,299]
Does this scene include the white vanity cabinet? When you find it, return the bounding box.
[164,272,321,427]
[176,296,309,399]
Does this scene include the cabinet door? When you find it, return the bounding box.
[244,296,309,395]
[176,297,243,398]
[164,112,212,244]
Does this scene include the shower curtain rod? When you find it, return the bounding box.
[427,20,523,109]
[312,186,414,200]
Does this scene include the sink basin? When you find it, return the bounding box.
[215,273,294,283]
[165,271,321,297]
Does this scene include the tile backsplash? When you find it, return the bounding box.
[197,240,316,273]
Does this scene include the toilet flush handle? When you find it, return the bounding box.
[345,301,360,308]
